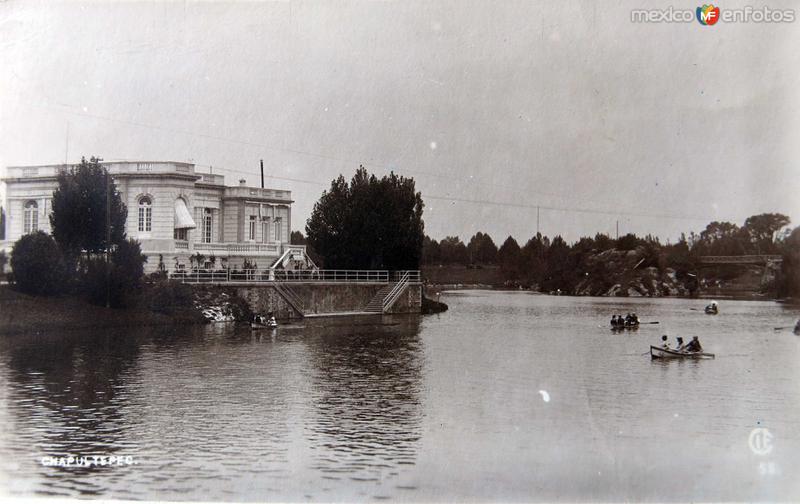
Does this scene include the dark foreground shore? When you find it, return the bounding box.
[0,286,205,336]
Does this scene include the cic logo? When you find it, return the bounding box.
[697,4,721,25]
[749,427,774,456]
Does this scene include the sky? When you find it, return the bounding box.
[1,0,799,244]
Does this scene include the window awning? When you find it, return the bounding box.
[174,199,197,229]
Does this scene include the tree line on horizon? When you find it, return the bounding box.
[417,213,797,295]
[290,164,798,297]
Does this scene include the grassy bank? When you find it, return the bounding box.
[0,285,206,335]
[422,265,505,287]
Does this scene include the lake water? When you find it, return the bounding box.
[1,291,799,501]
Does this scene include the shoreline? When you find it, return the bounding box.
[426,283,787,303]
[0,286,207,336]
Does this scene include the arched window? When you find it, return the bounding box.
[138,196,152,232]
[23,200,38,234]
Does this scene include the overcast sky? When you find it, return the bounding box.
[1,0,798,244]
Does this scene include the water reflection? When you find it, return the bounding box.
[2,329,142,495]
[303,317,423,484]
[1,294,799,501]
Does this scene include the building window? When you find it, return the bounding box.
[174,228,188,240]
[274,217,282,242]
[248,215,257,241]
[138,196,152,232]
[23,200,38,234]
[203,208,213,243]
[261,218,270,243]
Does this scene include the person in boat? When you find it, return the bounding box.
[267,312,277,326]
[794,319,800,335]
[624,313,631,325]
[661,335,670,349]
[254,314,265,326]
[631,313,640,325]
[611,315,619,327]
[675,336,685,352]
[684,336,703,353]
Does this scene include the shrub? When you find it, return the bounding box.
[83,239,147,307]
[9,231,67,296]
[147,280,195,314]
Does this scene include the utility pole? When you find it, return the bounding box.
[104,160,111,308]
[536,206,540,236]
[64,122,70,163]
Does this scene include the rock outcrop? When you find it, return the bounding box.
[193,288,253,322]
[572,247,690,297]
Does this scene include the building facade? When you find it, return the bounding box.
[1,161,310,272]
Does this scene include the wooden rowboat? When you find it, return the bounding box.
[650,345,714,359]
[251,322,278,330]
[611,323,639,331]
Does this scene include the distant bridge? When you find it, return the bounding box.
[699,255,783,265]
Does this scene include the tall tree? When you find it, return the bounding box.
[778,226,800,297]
[306,166,424,270]
[290,230,307,245]
[439,236,469,265]
[467,232,498,264]
[497,236,521,279]
[743,213,791,254]
[520,233,549,285]
[541,235,575,292]
[50,156,127,261]
[422,235,442,265]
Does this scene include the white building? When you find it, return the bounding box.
[1,161,310,272]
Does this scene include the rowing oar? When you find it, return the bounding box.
[642,321,659,324]
[774,326,793,331]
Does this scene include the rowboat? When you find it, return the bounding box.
[251,321,278,330]
[650,345,715,359]
[611,323,639,331]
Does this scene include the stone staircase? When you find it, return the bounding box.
[363,272,412,313]
[364,285,393,313]
[274,282,305,317]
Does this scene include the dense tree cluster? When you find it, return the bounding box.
[10,156,146,306]
[306,166,424,270]
[420,213,795,294]
[51,157,127,263]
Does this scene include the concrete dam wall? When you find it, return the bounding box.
[231,283,422,319]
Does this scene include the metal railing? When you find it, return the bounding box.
[383,271,410,311]
[168,269,420,284]
[274,282,305,314]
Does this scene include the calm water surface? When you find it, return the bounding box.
[1,292,799,501]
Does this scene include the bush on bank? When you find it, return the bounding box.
[147,280,195,315]
[82,240,148,308]
[9,232,67,296]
